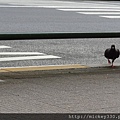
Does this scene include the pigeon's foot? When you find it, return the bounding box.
[111,63,114,68]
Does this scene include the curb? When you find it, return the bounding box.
[0,64,89,72]
[0,64,120,73]
[0,65,120,79]
[0,32,120,40]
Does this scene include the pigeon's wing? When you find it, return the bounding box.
[104,48,110,58]
[116,49,120,58]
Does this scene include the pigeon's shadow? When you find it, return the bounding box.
[101,65,120,69]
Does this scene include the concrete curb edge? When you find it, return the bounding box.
[0,32,120,40]
[0,64,120,80]
[0,64,120,73]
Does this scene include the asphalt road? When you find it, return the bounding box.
[0,0,120,115]
[0,0,120,67]
[0,67,120,113]
[0,0,120,33]
[0,38,119,68]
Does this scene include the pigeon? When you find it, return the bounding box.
[104,45,120,67]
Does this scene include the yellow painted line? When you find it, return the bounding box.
[0,69,9,72]
[0,64,89,72]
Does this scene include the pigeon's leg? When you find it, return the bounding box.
[108,59,111,64]
[111,59,115,67]
[111,63,114,67]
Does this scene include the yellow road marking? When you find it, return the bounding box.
[0,64,89,72]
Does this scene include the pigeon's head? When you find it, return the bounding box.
[111,45,115,49]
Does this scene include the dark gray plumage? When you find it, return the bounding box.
[104,45,120,67]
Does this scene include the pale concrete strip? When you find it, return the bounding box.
[0,80,5,82]
[0,64,89,72]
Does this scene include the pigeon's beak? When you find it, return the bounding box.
[111,46,115,49]
[111,45,115,49]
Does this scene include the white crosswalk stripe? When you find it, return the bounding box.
[58,8,120,12]
[101,16,120,19]
[0,55,61,61]
[0,45,11,49]
[77,12,120,15]
[0,52,45,55]
[0,0,120,19]
[0,45,61,61]
[55,1,120,19]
